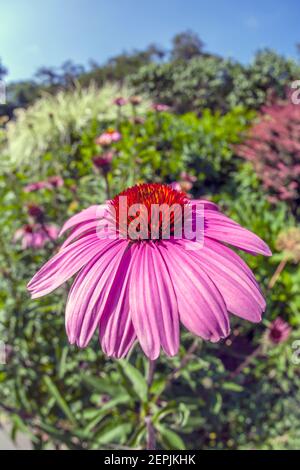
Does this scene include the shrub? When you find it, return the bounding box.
[236,101,300,216]
[128,50,300,114]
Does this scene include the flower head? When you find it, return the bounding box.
[47,176,64,188]
[24,176,64,193]
[95,129,121,146]
[267,317,291,344]
[276,227,300,263]
[28,183,271,359]
[24,181,50,193]
[27,203,45,223]
[92,151,114,173]
[129,96,142,106]
[151,103,170,112]
[113,97,127,107]
[15,224,59,250]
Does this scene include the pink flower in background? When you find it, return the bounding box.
[170,173,197,194]
[267,317,291,344]
[95,129,121,146]
[169,182,182,192]
[24,181,50,193]
[129,96,142,106]
[27,203,45,222]
[24,176,64,193]
[15,224,59,250]
[47,176,64,188]
[28,183,271,359]
[113,97,127,107]
[152,103,170,112]
[92,151,114,173]
[180,172,197,184]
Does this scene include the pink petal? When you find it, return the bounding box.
[27,234,107,298]
[129,243,180,359]
[66,239,129,347]
[59,204,108,236]
[188,238,266,322]
[192,199,219,211]
[159,241,230,342]
[100,245,137,358]
[204,210,272,256]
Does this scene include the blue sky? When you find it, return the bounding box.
[1,0,299,82]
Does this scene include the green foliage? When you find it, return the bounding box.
[0,78,300,451]
[128,49,300,113]
[0,83,150,173]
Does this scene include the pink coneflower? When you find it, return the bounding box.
[169,182,182,192]
[152,103,170,112]
[24,181,50,193]
[267,317,291,344]
[180,172,197,184]
[47,176,64,188]
[113,97,127,107]
[92,151,114,173]
[24,176,64,193]
[95,129,121,146]
[15,224,59,250]
[27,204,45,223]
[129,96,142,106]
[28,183,271,359]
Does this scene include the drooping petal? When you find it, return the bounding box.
[60,220,100,249]
[27,234,108,298]
[59,204,108,237]
[129,243,180,359]
[158,241,230,342]
[203,209,272,256]
[99,245,137,358]
[65,239,129,347]
[187,238,266,322]
[192,199,219,212]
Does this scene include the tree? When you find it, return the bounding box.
[60,60,85,87]
[35,66,60,86]
[171,30,204,61]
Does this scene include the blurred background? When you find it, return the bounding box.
[0,0,300,450]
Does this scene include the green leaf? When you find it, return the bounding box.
[222,382,244,392]
[157,425,186,450]
[83,395,131,434]
[43,376,77,425]
[95,422,132,445]
[118,359,148,402]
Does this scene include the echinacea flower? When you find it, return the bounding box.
[47,176,64,189]
[113,97,127,107]
[180,172,197,184]
[151,103,170,112]
[129,96,142,106]
[28,183,271,359]
[276,227,300,263]
[267,317,291,344]
[24,181,50,193]
[95,129,121,147]
[15,224,59,250]
[24,176,64,193]
[27,204,45,223]
[92,151,114,173]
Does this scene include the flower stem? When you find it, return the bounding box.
[104,173,111,199]
[145,359,156,450]
[268,257,288,289]
[165,339,199,388]
[230,344,262,379]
